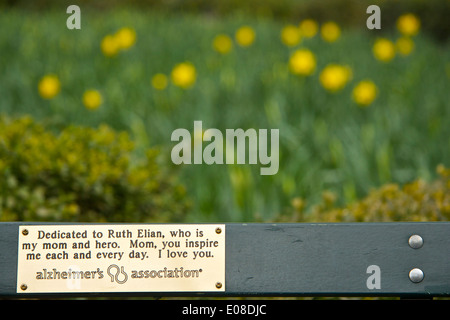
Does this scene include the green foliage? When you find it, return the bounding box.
[284,165,450,223]
[0,9,448,222]
[0,116,190,222]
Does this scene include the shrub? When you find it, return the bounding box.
[285,165,450,222]
[0,116,191,222]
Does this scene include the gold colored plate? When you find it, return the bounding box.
[17,224,225,293]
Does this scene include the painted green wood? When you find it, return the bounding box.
[1,222,450,298]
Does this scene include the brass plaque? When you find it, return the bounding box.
[17,224,225,293]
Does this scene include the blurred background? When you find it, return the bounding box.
[0,0,449,224]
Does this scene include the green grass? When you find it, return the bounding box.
[0,8,449,222]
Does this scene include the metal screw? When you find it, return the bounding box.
[408,235,423,249]
[215,282,222,289]
[20,284,28,291]
[215,227,222,234]
[409,268,424,283]
[22,229,29,236]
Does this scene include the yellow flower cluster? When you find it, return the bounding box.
[285,165,450,223]
[280,19,339,46]
[283,14,419,106]
[37,14,420,111]
[38,27,139,109]
[101,27,136,57]
[155,25,254,91]
[38,73,103,110]
[373,13,420,62]
[281,20,380,106]
[211,25,256,55]
[279,20,336,47]
[0,116,190,222]
[151,62,197,91]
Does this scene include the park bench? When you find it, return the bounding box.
[1,221,449,299]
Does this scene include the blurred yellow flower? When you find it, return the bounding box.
[322,190,337,207]
[115,27,136,50]
[38,74,60,99]
[319,64,352,92]
[352,80,377,106]
[396,37,414,56]
[101,27,136,57]
[83,90,102,110]
[373,38,396,62]
[288,49,316,76]
[281,25,301,47]
[64,203,79,216]
[396,13,420,37]
[101,34,120,57]
[321,21,340,42]
[213,34,233,54]
[235,26,255,47]
[291,197,305,212]
[171,62,196,89]
[299,19,318,38]
[151,73,168,90]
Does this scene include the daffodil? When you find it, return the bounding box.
[115,27,136,50]
[171,62,196,89]
[321,21,340,42]
[373,38,396,62]
[235,26,255,47]
[396,37,414,56]
[151,73,168,90]
[319,64,352,92]
[213,34,233,54]
[101,27,136,57]
[288,49,316,76]
[396,13,420,37]
[82,89,102,110]
[38,74,61,99]
[352,80,377,106]
[281,25,301,47]
[64,203,80,216]
[101,34,120,57]
[299,19,318,38]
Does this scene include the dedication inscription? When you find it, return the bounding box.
[17,224,225,293]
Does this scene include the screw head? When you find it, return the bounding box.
[215,282,222,289]
[409,268,424,283]
[215,227,222,234]
[20,284,28,291]
[408,235,423,249]
[22,229,29,236]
